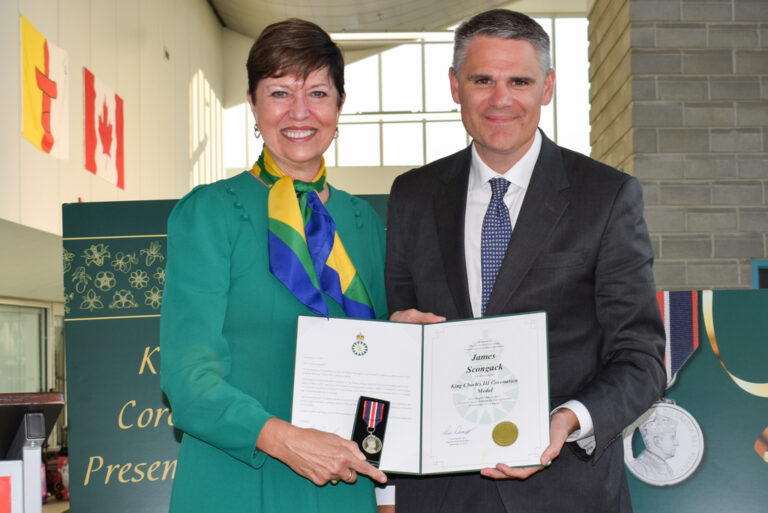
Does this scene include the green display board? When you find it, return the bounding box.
[628,289,768,512]
[63,200,179,513]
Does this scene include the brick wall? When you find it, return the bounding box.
[588,0,768,289]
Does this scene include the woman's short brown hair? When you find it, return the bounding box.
[246,18,344,107]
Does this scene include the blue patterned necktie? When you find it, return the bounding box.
[481,177,512,316]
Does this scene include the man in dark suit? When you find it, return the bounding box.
[383,9,666,513]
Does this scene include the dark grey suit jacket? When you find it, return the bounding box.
[385,133,666,513]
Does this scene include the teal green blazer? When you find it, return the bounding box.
[160,171,387,512]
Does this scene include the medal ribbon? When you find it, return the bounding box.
[253,148,375,319]
[656,290,699,387]
[702,290,768,397]
[362,400,385,430]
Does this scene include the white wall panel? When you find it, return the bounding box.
[170,0,189,195]
[59,0,92,206]
[139,0,169,198]
[0,1,22,223]
[19,134,61,234]
[115,0,141,200]
[90,0,117,86]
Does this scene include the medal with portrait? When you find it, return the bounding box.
[623,400,704,486]
[352,396,390,467]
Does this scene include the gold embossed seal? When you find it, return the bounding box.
[492,421,519,447]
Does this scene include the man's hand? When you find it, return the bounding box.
[480,408,579,480]
[390,309,445,324]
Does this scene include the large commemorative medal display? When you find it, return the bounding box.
[623,400,704,486]
[624,291,704,486]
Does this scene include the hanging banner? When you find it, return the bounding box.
[20,14,69,159]
[83,68,124,189]
[63,200,178,513]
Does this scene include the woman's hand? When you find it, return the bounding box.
[390,309,445,324]
[256,418,387,486]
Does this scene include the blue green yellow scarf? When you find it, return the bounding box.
[253,148,375,319]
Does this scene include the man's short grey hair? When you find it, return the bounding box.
[452,9,552,75]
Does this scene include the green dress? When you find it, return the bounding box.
[160,171,387,512]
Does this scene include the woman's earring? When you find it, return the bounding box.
[334,126,339,140]
[253,123,261,139]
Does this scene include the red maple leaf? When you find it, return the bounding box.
[98,101,113,156]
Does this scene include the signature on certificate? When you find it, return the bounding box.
[443,424,475,436]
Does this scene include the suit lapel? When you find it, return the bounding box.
[485,135,570,315]
[433,148,474,319]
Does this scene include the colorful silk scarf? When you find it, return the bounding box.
[253,148,375,319]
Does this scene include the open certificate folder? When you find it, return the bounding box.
[291,313,550,475]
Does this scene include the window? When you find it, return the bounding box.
[338,123,380,166]
[381,45,423,113]
[0,303,46,393]
[553,18,591,155]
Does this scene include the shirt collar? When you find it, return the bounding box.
[468,129,542,192]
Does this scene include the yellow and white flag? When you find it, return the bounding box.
[21,14,69,159]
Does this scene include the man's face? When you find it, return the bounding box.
[450,35,554,172]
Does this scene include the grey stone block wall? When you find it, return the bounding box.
[589,0,768,290]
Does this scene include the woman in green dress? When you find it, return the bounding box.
[160,18,388,512]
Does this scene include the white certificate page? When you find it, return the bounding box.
[421,313,550,473]
[292,316,423,473]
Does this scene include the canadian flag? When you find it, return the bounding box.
[84,67,124,189]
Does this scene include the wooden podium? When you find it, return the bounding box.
[0,393,64,513]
